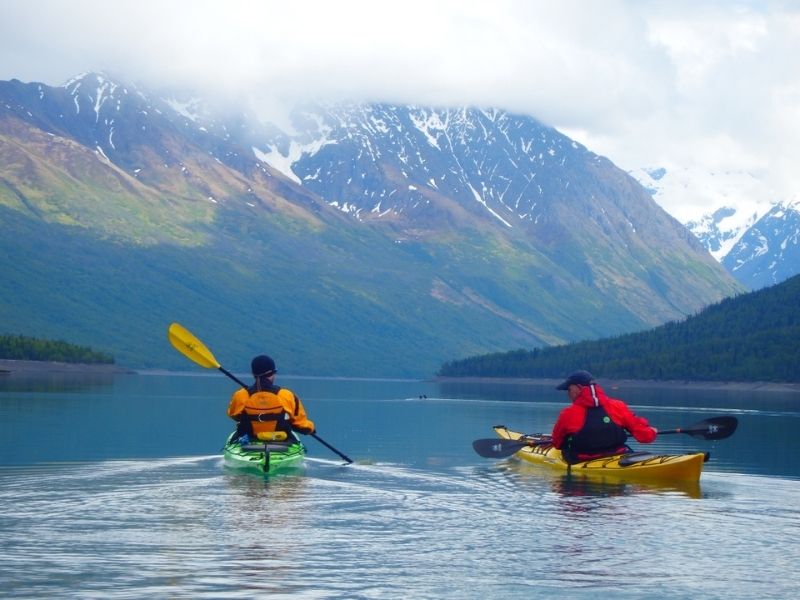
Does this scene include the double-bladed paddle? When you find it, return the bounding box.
[167,322,353,464]
[472,415,738,459]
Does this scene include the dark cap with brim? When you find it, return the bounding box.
[251,354,276,377]
[555,370,594,390]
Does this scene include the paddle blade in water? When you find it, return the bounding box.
[686,416,738,440]
[658,416,738,440]
[472,438,530,458]
[167,322,221,369]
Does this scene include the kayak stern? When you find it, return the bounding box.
[223,433,306,476]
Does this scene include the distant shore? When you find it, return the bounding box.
[432,376,800,394]
[0,359,135,375]
[2,361,798,393]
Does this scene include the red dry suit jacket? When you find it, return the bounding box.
[551,384,657,451]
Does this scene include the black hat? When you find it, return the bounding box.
[251,355,276,376]
[555,370,594,390]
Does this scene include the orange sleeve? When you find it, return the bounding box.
[227,388,249,418]
[278,388,315,434]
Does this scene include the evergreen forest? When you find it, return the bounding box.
[438,274,800,383]
[0,334,114,364]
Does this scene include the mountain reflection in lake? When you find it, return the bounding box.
[1,373,798,599]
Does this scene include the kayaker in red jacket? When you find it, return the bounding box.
[227,354,315,443]
[551,370,657,463]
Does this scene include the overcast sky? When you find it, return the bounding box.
[1,0,797,221]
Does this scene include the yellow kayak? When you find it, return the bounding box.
[494,425,707,482]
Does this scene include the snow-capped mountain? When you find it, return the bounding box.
[253,103,593,230]
[722,199,800,289]
[684,206,763,262]
[0,72,742,374]
[628,164,771,227]
[630,165,797,289]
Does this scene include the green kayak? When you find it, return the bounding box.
[223,432,306,476]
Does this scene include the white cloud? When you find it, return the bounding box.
[0,0,797,221]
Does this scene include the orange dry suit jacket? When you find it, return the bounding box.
[227,379,315,439]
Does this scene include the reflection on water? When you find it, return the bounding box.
[2,454,797,599]
[0,371,119,393]
[1,372,799,478]
[1,373,799,598]
[497,459,704,499]
[434,378,558,402]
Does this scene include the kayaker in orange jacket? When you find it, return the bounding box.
[551,370,657,463]
[227,354,315,443]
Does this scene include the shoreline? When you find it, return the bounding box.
[0,359,135,375]
[432,376,800,394]
[2,360,797,393]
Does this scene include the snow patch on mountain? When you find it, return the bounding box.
[468,182,513,228]
[253,145,301,184]
[409,109,444,150]
[253,133,339,186]
[164,97,203,122]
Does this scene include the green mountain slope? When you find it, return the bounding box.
[438,274,800,382]
[0,75,745,377]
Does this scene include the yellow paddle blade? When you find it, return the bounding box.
[167,322,221,369]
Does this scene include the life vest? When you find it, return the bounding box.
[562,384,629,464]
[233,384,295,439]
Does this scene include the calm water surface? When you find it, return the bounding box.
[1,372,798,599]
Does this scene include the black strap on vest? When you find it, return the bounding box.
[234,381,293,438]
[239,412,285,423]
[235,410,291,438]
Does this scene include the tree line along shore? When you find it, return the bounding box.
[438,275,800,385]
[0,334,129,374]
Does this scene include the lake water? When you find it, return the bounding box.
[1,372,799,599]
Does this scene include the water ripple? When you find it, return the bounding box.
[1,458,799,599]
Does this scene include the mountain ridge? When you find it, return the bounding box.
[722,199,800,289]
[253,102,730,319]
[0,73,743,376]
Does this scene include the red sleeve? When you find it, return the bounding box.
[606,399,657,443]
[551,405,584,449]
